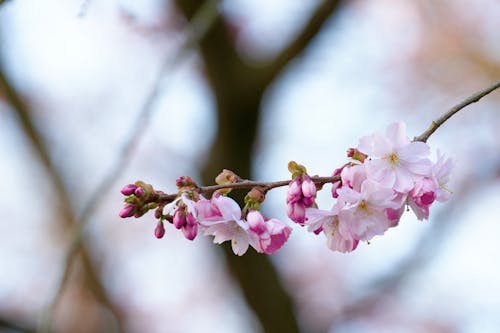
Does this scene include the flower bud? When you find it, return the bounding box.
[347,148,368,162]
[245,188,266,204]
[286,202,306,225]
[119,203,135,218]
[182,223,198,241]
[173,208,186,229]
[286,177,302,203]
[121,184,137,196]
[176,176,197,188]
[301,175,316,198]
[134,187,145,197]
[215,169,240,184]
[154,221,165,239]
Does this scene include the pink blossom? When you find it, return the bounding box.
[246,210,292,254]
[337,180,397,240]
[358,122,432,192]
[305,207,358,253]
[408,177,437,220]
[198,194,251,256]
[433,151,454,202]
[262,218,292,254]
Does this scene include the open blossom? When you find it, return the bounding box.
[433,150,454,202]
[306,206,359,253]
[337,179,397,240]
[246,210,292,254]
[120,121,454,255]
[358,122,432,192]
[198,194,291,255]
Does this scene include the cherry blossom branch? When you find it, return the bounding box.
[157,176,340,203]
[153,81,500,202]
[414,80,500,142]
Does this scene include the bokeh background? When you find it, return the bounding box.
[1,0,500,332]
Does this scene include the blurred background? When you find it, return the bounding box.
[1,0,500,332]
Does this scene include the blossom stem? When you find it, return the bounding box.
[158,176,340,202]
[414,80,500,142]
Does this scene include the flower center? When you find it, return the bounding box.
[358,200,370,213]
[387,153,400,165]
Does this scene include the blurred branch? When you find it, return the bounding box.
[0,0,11,8]
[27,1,221,332]
[0,67,124,332]
[0,315,36,333]
[265,0,344,83]
[415,80,500,142]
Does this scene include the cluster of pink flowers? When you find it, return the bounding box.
[300,122,453,252]
[120,186,292,256]
[119,122,452,255]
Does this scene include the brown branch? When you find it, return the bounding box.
[264,0,344,83]
[414,80,500,142]
[157,176,340,203]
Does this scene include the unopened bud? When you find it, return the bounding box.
[121,184,137,196]
[119,203,135,218]
[134,187,145,197]
[301,175,316,198]
[215,169,240,184]
[288,161,307,176]
[347,148,368,162]
[173,207,186,229]
[154,221,165,239]
[176,176,197,188]
[182,223,198,241]
[245,188,266,204]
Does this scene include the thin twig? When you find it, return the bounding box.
[414,80,500,142]
[158,176,340,202]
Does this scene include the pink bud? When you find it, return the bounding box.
[301,175,316,198]
[173,208,186,229]
[286,202,306,225]
[121,184,137,196]
[119,203,135,218]
[186,212,197,227]
[302,196,314,207]
[155,221,165,238]
[247,210,267,235]
[134,187,145,197]
[182,223,198,240]
[286,177,302,203]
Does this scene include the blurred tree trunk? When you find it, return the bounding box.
[174,1,344,332]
